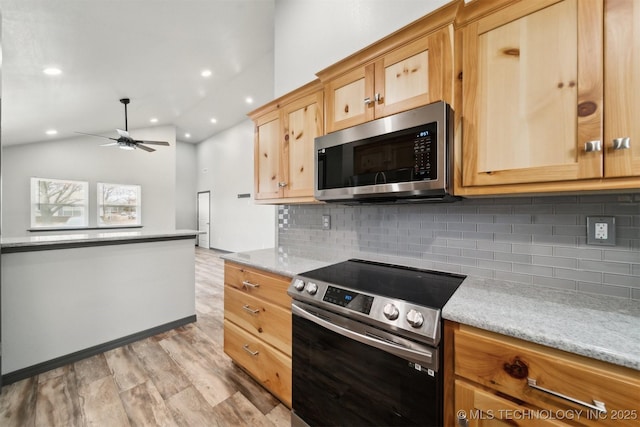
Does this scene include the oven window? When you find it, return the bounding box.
[292,315,441,426]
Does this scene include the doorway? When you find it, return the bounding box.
[197,191,210,248]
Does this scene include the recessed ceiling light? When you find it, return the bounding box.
[245,97,254,104]
[201,69,212,78]
[150,118,158,123]
[45,129,58,135]
[210,118,218,124]
[185,133,191,138]
[43,67,62,76]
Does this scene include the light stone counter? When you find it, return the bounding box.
[222,248,640,372]
[442,277,640,371]
[1,229,200,252]
[221,248,340,277]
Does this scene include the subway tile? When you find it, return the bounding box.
[432,246,461,256]
[533,276,577,291]
[513,263,553,277]
[447,255,477,267]
[462,249,494,260]
[632,288,640,301]
[447,239,477,249]
[478,259,512,272]
[577,282,631,299]
[447,222,477,232]
[477,241,512,253]
[494,252,532,264]
[554,246,602,260]
[603,273,640,288]
[533,214,578,225]
[514,224,553,235]
[477,223,512,233]
[532,255,577,269]
[434,214,462,223]
[460,266,495,278]
[513,204,553,214]
[555,268,602,283]
[494,233,532,244]
[578,259,631,275]
[462,231,495,241]
[603,249,640,263]
[495,214,532,224]
[434,230,463,240]
[532,234,577,246]
[462,214,494,223]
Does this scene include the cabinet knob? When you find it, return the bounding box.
[364,97,372,105]
[374,92,382,103]
[278,182,288,188]
[612,137,631,150]
[584,140,602,152]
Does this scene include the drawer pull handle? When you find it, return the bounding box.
[242,344,259,356]
[242,280,260,289]
[242,304,260,315]
[527,378,607,414]
[503,358,528,379]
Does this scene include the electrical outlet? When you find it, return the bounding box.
[587,216,616,246]
[322,215,331,230]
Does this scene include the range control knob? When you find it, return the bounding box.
[306,281,318,295]
[406,309,424,328]
[382,303,399,320]
[293,278,305,291]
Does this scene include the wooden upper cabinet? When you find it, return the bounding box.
[281,91,323,199]
[318,2,459,134]
[604,0,640,178]
[249,81,323,204]
[254,109,282,200]
[460,0,603,188]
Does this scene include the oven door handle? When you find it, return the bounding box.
[292,304,434,366]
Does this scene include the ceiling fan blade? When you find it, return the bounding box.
[135,140,170,146]
[135,143,156,152]
[75,131,116,141]
[100,142,119,147]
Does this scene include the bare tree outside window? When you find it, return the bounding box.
[98,183,141,227]
[30,178,89,228]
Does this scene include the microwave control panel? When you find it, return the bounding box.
[413,129,436,180]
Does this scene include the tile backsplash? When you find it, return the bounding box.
[278,193,640,300]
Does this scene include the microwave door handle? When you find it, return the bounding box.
[292,303,434,366]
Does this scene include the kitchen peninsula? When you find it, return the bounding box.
[1,229,199,383]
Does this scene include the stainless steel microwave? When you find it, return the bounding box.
[314,101,458,203]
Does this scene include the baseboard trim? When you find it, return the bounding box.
[1,315,197,386]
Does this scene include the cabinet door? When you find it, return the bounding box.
[604,0,640,177]
[254,110,282,200]
[281,91,323,198]
[374,31,445,118]
[462,0,603,187]
[325,64,375,133]
[455,380,569,427]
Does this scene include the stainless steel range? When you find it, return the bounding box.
[288,259,466,427]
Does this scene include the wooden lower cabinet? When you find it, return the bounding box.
[223,261,292,407]
[223,320,292,407]
[448,322,640,427]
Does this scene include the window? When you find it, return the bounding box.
[31,177,89,228]
[97,183,141,227]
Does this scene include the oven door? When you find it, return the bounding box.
[291,301,442,427]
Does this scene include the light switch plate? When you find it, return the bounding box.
[587,216,616,246]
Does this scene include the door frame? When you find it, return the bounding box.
[196,191,211,249]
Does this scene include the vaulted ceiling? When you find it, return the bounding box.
[0,0,275,146]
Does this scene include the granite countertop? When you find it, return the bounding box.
[1,229,200,252]
[221,248,640,372]
[221,248,339,277]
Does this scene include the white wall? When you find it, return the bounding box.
[197,120,275,252]
[2,126,176,237]
[175,141,198,230]
[274,0,450,96]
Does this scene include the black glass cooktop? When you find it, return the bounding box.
[298,259,465,309]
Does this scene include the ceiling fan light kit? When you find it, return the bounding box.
[76,98,170,153]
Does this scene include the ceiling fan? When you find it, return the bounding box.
[76,98,170,152]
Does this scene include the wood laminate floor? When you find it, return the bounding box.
[0,247,291,427]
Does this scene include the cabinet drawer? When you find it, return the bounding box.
[224,319,292,407]
[224,285,291,356]
[224,261,291,308]
[455,326,640,427]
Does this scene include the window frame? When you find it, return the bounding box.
[30,177,90,229]
[97,182,142,228]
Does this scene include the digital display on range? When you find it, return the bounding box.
[323,285,374,314]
